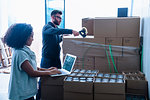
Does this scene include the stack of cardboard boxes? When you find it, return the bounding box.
[64,69,126,100]
[94,73,125,100]
[64,69,97,100]
[123,71,148,98]
[63,17,140,73]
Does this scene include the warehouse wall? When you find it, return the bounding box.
[0,0,8,37]
[0,0,45,66]
[133,0,150,98]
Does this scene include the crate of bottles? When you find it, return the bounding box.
[94,73,125,100]
[64,76,94,100]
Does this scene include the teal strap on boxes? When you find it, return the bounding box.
[105,47,112,73]
[109,45,118,73]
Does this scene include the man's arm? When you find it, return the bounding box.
[43,24,79,36]
[43,25,72,35]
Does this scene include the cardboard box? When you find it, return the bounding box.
[94,73,125,100]
[116,17,140,37]
[83,38,106,57]
[94,18,117,38]
[41,76,65,86]
[94,93,125,100]
[95,56,117,73]
[122,46,139,56]
[105,45,123,57]
[123,37,140,47]
[75,56,95,70]
[125,75,148,97]
[127,89,148,98]
[64,76,94,100]
[63,38,85,57]
[41,76,65,100]
[94,78,125,94]
[82,18,94,35]
[64,92,93,100]
[64,77,93,93]
[63,38,106,57]
[42,85,64,100]
[105,37,122,46]
[125,75,148,90]
[117,56,140,72]
[83,37,105,45]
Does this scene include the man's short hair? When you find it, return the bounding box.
[51,10,62,16]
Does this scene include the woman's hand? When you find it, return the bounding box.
[49,68,61,75]
[48,67,57,70]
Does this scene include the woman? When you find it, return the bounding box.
[4,23,61,100]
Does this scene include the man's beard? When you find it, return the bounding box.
[53,20,60,26]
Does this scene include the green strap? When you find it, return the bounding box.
[109,45,118,73]
[105,47,112,73]
[141,45,143,72]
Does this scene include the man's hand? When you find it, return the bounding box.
[72,30,79,36]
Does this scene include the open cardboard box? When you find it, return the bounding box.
[64,76,94,100]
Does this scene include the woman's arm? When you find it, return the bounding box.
[37,67,56,71]
[21,60,61,77]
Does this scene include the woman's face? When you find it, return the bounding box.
[26,32,34,46]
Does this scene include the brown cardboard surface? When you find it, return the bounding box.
[83,45,105,57]
[117,56,140,72]
[123,37,140,47]
[116,17,140,37]
[123,46,139,56]
[41,76,65,86]
[95,56,116,73]
[94,18,117,37]
[64,80,93,93]
[63,38,106,57]
[64,92,93,100]
[105,44,123,56]
[94,82,125,94]
[125,75,148,90]
[63,39,85,57]
[82,18,94,35]
[105,37,122,46]
[41,85,64,100]
[126,88,148,98]
[75,56,95,70]
[94,93,125,100]
[83,38,105,45]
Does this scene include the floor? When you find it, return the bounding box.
[0,73,10,100]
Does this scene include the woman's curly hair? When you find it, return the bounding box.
[4,23,33,49]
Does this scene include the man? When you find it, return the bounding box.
[41,10,79,69]
[36,10,79,100]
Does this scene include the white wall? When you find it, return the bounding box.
[0,0,8,37]
[0,0,45,66]
[133,0,150,98]
[65,0,131,31]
